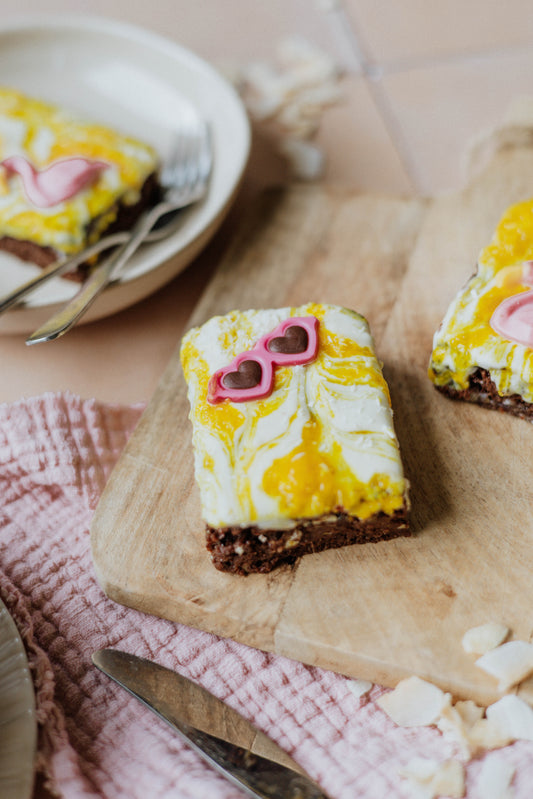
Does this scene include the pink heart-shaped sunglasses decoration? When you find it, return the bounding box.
[490,261,533,348]
[208,315,319,404]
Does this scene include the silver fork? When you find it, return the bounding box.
[0,218,181,316]
[25,121,212,344]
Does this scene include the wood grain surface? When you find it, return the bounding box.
[91,144,533,706]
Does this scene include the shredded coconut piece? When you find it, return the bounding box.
[467,717,514,752]
[399,757,440,781]
[377,676,449,727]
[399,757,465,799]
[347,678,373,699]
[278,139,325,181]
[486,694,533,742]
[477,756,515,799]
[462,623,509,655]
[455,699,485,728]
[436,695,514,756]
[436,697,484,756]
[476,641,533,691]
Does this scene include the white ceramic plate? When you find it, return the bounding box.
[0,16,250,334]
[0,598,37,799]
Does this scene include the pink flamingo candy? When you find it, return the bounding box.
[491,261,533,348]
[1,155,108,208]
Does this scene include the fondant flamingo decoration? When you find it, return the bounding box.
[490,261,533,348]
[1,155,108,208]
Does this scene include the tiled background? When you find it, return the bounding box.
[2,0,533,401]
[8,0,533,197]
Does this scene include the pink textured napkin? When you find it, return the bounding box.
[1,392,532,799]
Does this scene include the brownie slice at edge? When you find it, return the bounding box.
[435,367,533,422]
[206,506,410,575]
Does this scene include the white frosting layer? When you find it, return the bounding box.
[181,303,407,529]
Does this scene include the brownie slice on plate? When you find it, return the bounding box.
[0,87,160,273]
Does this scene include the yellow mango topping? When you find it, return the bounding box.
[262,417,403,520]
[480,199,533,272]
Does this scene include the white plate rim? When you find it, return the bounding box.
[0,14,251,334]
[0,597,37,799]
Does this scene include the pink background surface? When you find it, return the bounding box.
[1,393,533,799]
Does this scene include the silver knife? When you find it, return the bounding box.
[92,649,330,799]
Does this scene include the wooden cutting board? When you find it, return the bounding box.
[91,142,533,706]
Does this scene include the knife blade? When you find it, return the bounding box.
[92,649,329,799]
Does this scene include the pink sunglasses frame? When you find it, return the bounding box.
[208,315,319,404]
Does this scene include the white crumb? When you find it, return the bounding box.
[476,640,533,691]
[377,676,449,727]
[347,678,373,699]
[462,623,509,655]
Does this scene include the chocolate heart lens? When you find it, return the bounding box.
[222,359,263,390]
[267,325,309,354]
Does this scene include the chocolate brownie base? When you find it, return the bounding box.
[0,236,57,268]
[206,506,410,575]
[436,367,533,422]
[0,172,160,277]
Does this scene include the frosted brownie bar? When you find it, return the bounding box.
[429,198,533,420]
[0,87,159,270]
[180,303,410,574]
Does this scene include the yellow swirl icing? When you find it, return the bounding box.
[262,417,403,520]
[180,342,245,450]
[479,200,533,273]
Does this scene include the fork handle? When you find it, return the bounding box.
[0,231,129,315]
[26,202,172,344]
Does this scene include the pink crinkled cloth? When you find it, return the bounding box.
[1,392,533,799]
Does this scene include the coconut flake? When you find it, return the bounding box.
[467,718,514,752]
[428,760,465,798]
[242,61,281,97]
[399,759,438,799]
[278,139,325,180]
[399,758,465,799]
[276,36,339,82]
[377,676,449,727]
[455,699,485,728]
[277,104,320,139]
[399,757,440,782]
[436,697,485,756]
[486,694,533,742]
[476,641,533,691]
[347,678,373,699]
[477,756,515,799]
[462,623,510,655]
